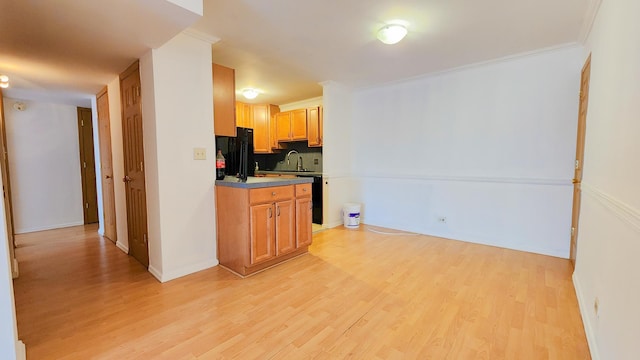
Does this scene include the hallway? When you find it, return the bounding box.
[12,225,589,359]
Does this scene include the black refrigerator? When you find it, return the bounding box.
[215,127,255,180]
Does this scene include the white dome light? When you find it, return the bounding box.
[242,88,259,99]
[377,24,408,45]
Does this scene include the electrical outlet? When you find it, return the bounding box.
[193,148,206,160]
[437,216,447,223]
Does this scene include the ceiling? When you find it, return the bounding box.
[0,0,590,107]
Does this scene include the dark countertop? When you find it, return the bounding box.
[255,170,323,177]
[215,176,313,189]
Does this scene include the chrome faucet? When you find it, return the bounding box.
[296,156,303,171]
[286,150,299,165]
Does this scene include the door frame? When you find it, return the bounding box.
[570,54,591,267]
[0,89,17,278]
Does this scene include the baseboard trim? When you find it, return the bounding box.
[15,221,85,234]
[16,340,26,360]
[573,273,600,360]
[149,258,220,283]
[115,241,129,254]
[357,173,569,186]
[148,265,162,282]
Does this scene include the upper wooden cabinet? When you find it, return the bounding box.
[235,101,253,129]
[252,104,280,154]
[212,64,236,137]
[307,106,323,147]
[276,109,307,142]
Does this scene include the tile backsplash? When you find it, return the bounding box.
[254,141,322,172]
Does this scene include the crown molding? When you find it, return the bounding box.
[183,28,220,45]
[579,0,603,44]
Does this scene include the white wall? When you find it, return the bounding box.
[349,46,583,258]
[321,81,356,228]
[573,0,640,359]
[141,31,217,282]
[4,99,84,233]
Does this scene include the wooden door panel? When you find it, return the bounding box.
[290,109,307,140]
[250,203,275,264]
[252,104,269,153]
[276,200,295,255]
[276,112,291,141]
[77,107,99,224]
[121,62,149,267]
[570,54,591,268]
[97,88,117,242]
[296,197,312,248]
[0,89,16,277]
[307,107,320,147]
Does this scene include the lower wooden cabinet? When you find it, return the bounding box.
[216,182,313,276]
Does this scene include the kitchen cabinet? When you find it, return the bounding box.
[252,104,281,154]
[307,106,323,147]
[235,102,253,129]
[212,63,236,137]
[215,179,313,276]
[295,184,313,247]
[276,109,307,142]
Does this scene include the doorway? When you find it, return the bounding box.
[570,54,591,268]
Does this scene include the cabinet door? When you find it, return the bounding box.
[212,64,236,137]
[290,108,307,140]
[252,104,270,153]
[275,112,292,141]
[275,200,296,255]
[307,106,321,147]
[250,203,276,264]
[296,197,313,248]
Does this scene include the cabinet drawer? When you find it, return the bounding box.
[295,183,312,197]
[250,185,294,204]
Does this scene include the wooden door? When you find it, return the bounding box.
[212,64,237,136]
[0,89,16,277]
[250,203,275,264]
[307,106,321,147]
[296,196,313,248]
[570,54,591,268]
[120,61,149,267]
[252,104,270,153]
[275,111,291,141]
[275,200,295,255]
[96,88,117,242]
[290,109,307,140]
[77,107,99,224]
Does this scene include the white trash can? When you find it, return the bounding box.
[343,203,361,229]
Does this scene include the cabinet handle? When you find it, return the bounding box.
[268,207,272,218]
[310,202,313,210]
[272,192,276,196]
[277,205,280,216]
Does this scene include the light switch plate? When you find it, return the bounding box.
[193,148,206,160]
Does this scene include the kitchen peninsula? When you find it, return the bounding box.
[215,176,314,276]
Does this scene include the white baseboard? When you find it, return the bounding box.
[573,273,599,360]
[115,241,129,254]
[15,221,85,234]
[149,258,219,283]
[16,340,26,360]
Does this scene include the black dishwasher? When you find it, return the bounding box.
[298,175,323,224]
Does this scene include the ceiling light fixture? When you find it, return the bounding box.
[377,24,408,45]
[242,88,259,100]
[0,75,8,89]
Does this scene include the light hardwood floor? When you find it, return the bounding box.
[13,224,590,359]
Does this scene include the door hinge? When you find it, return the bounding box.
[571,227,575,237]
[575,160,580,170]
[85,202,89,209]
[81,120,84,127]
[143,233,147,245]
[83,161,87,169]
[140,161,143,172]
